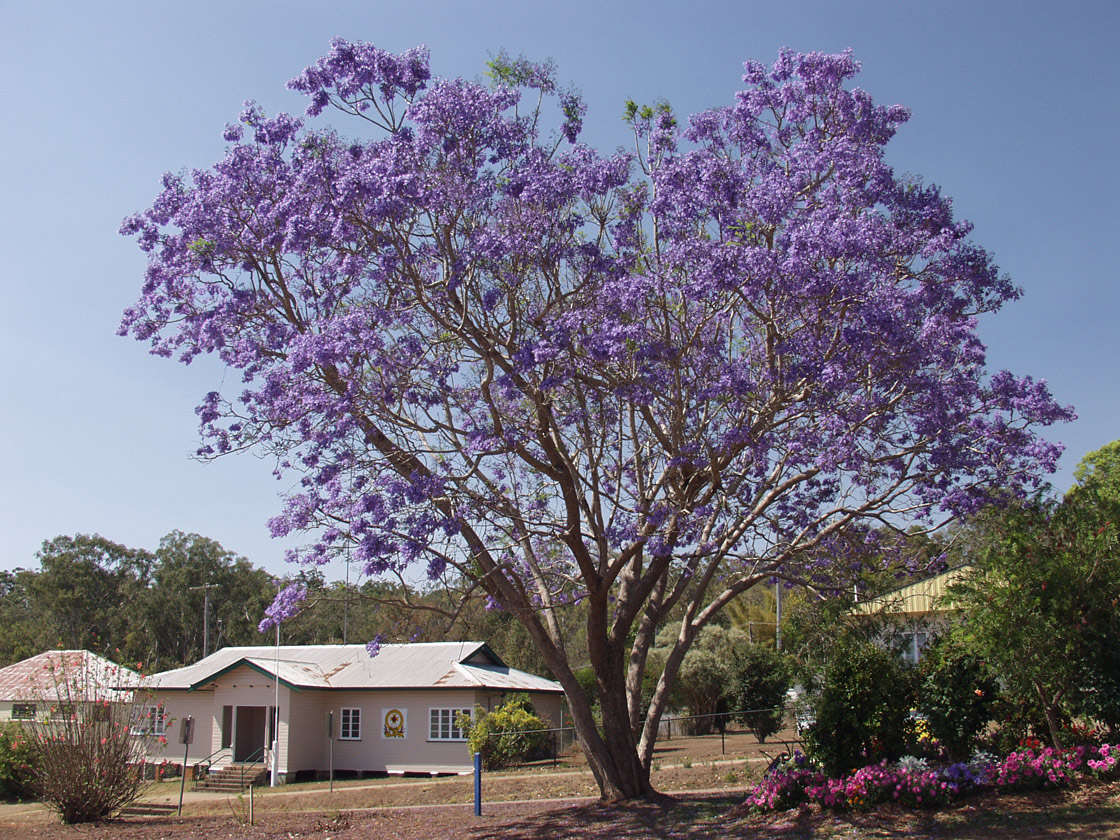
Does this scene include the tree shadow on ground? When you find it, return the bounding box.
[467,795,741,840]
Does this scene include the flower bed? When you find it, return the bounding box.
[745,742,1120,813]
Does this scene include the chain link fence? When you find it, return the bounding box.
[481,706,803,769]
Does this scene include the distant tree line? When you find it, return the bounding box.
[0,531,579,675]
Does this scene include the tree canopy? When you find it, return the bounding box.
[948,487,1120,746]
[121,42,1071,800]
[1071,440,1120,503]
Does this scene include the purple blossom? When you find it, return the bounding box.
[258,583,307,632]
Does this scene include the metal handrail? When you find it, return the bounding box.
[238,746,266,789]
[192,746,229,783]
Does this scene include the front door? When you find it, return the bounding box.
[234,705,267,762]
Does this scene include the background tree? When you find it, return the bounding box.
[0,570,44,666]
[724,585,778,647]
[122,43,1071,800]
[728,643,792,743]
[31,535,153,657]
[143,531,275,669]
[0,532,284,670]
[651,624,750,734]
[947,490,1120,746]
[1070,439,1120,503]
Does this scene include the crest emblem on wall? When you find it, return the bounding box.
[383,708,406,738]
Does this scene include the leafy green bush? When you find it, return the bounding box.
[915,635,998,761]
[0,722,34,800]
[804,636,915,777]
[573,666,601,722]
[463,694,552,770]
[728,643,792,743]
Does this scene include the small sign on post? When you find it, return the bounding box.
[177,715,194,815]
[180,715,195,745]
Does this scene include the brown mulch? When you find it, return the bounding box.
[7,780,1120,840]
[5,731,1120,839]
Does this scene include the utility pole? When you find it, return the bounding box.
[774,581,782,652]
[189,583,220,658]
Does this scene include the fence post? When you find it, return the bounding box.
[720,717,725,755]
[473,751,482,816]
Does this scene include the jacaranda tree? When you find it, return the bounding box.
[122,42,1072,800]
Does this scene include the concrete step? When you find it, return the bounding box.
[194,763,268,792]
[121,802,179,816]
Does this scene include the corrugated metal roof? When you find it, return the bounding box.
[0,650,139,702]
[853,565,972,617]
[143,642,563,694]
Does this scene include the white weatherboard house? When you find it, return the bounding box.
[137,642,564,779]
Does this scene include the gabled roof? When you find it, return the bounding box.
[142,641,563,695]
[853,565,973,617]
[0,650,139,703]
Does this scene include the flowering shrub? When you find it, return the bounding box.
[744,752,822,811]
[0,722,35,800]
[462,694,552,770]
[1088,743,1119,778]
[21,658,151,823]
[803,636,915,776]
[904,717,943,760]
[744,742,1120,813]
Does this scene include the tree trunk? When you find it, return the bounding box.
[515,599,656,801]
[545,650,654,800]
[1035,681,1065,749]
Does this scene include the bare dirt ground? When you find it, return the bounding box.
[3,730,1120,839]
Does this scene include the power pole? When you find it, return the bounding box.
[774,581,782,652]
[189,583,220,658]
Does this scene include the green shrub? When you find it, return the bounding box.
[464,694,552,770]
[915,635,998,761]
[573,666,601,721]
[804,636,915,776]
[0,722,35,800]
[728,644,792,743]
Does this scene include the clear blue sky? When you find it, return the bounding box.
[1,1,1116,578]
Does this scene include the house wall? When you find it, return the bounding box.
[314,688,481,774]
[138,690,216,766]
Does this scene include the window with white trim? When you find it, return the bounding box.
[340,707,361,740]
[130,705,166,736]
[429,707,471,741]
[11,703,36,720]
[899,631,929,666]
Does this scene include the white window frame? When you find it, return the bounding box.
[340,707,361,740]
[130,704,166,736]
[11,702,36,721]
[429,707,472,741]
[899,631,929,666]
